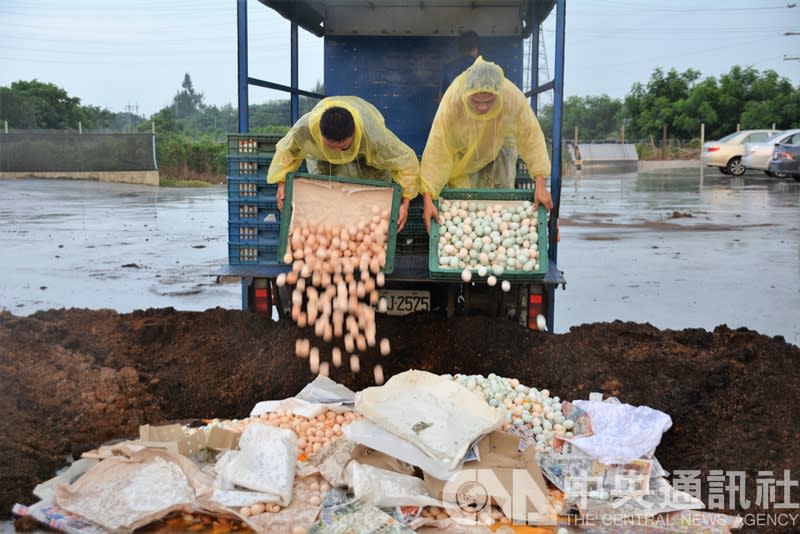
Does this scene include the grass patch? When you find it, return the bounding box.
[159,176,214,188]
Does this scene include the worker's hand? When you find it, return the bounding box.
[422,193,441,234]
[532,175,553,211]
[276,182,286,211]
[397,197,410,233]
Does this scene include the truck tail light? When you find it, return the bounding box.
[253,279,271,313]
[527,292,544,331]
[254,288,269,313]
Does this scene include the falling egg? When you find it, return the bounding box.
[373,364,385,385]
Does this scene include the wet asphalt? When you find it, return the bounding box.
[1,169,798,346]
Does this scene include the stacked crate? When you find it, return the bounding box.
[226,134,283,265]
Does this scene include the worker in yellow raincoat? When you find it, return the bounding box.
[419,57,553,232]
[267,96,420,231]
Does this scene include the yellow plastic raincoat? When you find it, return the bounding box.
[419,57,551,198]
[267,96,420,199]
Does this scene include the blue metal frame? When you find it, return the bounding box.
[545,0,567,330]
[236,0,249,133]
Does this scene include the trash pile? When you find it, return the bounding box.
[13,369,744,534]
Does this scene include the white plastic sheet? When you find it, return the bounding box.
[346,462,441,508]
[295,375,357,404]
[568,400,673,464]
[355,370,504,469]
[215,423,297,506]
[343,418,462,481]
[56,449,210,532]
[250,377,356,418]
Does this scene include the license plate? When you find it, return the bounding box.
[379,290,430,316]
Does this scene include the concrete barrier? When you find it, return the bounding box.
[638,159,700,172]
[0,170,159,186]
[575,143,638,173]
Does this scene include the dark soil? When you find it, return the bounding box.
[1,308,798,532]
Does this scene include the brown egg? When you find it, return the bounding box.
[373,364,385,385]
[349,354,361,373]
[307,303,318,324]
[332,347,342,367]
[364,278,375,294]
[344,334,355,353]
[365,328,376,347]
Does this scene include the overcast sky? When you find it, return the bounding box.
[1,0,798,118]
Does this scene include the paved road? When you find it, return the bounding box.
[557,168,799,346]
[1,170,798,346]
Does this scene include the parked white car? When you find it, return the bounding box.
[701,129,781,176]
[742,129,800,177]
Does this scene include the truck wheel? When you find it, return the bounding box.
[727,157,746,176]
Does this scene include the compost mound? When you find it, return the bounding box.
[1,308,798,533]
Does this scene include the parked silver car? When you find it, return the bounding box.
[742,129,800,177]
[701,129,781,176]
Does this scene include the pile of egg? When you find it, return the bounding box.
[277,206,392,385]
[436,199,541,285]
[257,409,362,458]
[448,373,574,453]
[206,409,362,461]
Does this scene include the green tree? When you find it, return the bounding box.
[623,67,701,140]
[172,73,204,118]
[738,69,800,130]
[0,80,84,129]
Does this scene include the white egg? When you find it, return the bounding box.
[501,280,511,292]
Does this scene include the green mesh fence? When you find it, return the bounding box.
[0,133,157,172]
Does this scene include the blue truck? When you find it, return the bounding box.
[222,0,567,332]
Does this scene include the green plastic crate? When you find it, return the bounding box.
[278,172,402,274]
[429,189,549,281]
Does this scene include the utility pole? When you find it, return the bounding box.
[125,103,135,132]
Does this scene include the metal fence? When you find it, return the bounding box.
[0,132,157,172]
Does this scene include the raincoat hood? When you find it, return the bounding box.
[459,56,505,121]
[308,98,365,164]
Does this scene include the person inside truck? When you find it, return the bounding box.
[437,30,480,103]
[419,56,553,232]
[267,96,420,231]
